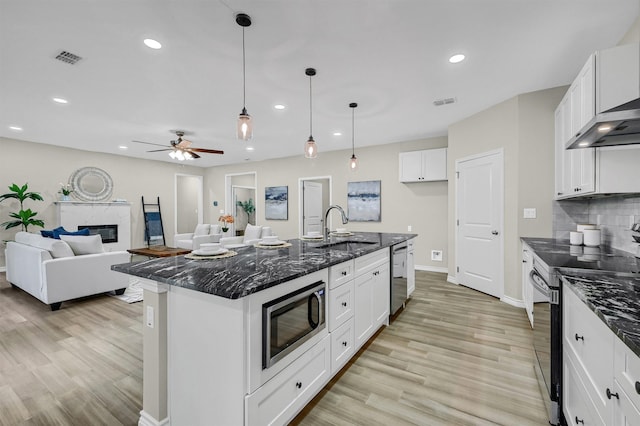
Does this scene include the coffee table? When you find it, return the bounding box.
[127,246,191,258]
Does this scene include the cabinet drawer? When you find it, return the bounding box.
[612,380,640,426]
[563,285,614,419]
[245,335,330,426]
[329,260,354,289]
[564,351,606,426]
[355,248,389,277]
[614,337,640,412]
[331,318,355,375]
[328,280,354,332]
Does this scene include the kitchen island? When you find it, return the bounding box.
[112,231,415,426]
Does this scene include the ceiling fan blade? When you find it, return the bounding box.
[190,148,224,155]
[189,152,201,159]
[176,139,192,149]
[147,148,173,152]
[132,140,168,148]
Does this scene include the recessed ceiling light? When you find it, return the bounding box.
[52,97,68,104]
[274,104,286,110]
[144,38,162,49]
[449,54,465,64]
[118,145,128,150]
[9,126,23,131]
[333,132,342,136]
[246,146,254,151]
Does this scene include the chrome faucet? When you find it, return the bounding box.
[324,205,349,240]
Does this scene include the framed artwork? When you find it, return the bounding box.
[347,180,381,222]
[265,186,288,220]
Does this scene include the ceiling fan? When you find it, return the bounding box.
[132,130,224,160]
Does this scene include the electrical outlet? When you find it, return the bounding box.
[431,250,443,261]
[523,208,537,219]
[146,306,154,328]
[407,225,412,232]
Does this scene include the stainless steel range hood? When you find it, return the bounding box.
[566,97,640,149]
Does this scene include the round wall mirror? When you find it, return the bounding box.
[69,167,113,202]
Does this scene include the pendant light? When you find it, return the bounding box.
[349,102,358,171]
[304,68,318,158]
[236,13,252,141]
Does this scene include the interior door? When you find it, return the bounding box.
[303,181,323,235]
[456,150,504,299]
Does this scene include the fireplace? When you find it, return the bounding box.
[80,224,118,244]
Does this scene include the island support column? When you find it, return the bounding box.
[138,279,169,426]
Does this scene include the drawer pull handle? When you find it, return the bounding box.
[636,381,640,394]
[606,388,619,400]
[342,341,347,347]
[296,381,302,389]
[342,302,347,307]
[575,417,584,425]
[575,333,584,341]
[341,271,347,276]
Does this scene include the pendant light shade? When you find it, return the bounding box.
[304,68,318,158]
[236,13,253,141]
[349,102,358,171]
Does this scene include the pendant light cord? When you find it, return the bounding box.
[242,27,246,109]
[351,107,355,155]
[309,75,313,137]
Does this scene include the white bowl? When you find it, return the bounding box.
[199,243,220,252]
[262,235,278,243]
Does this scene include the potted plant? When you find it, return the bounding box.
[0,183,45,232]
[59,182,73,201]
[236,198,255,227]
[218,214,234,233]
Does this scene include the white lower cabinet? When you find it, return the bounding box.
[563,282,640,425]
[353,249,390,350]
[407,239,415,297]
[245,335,331,426]
[328,280,354,332]
[330,318,355,374]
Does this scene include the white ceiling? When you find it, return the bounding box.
[1,1,638,168]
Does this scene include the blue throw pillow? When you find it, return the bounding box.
[52,227,90,239]
[40,229,55,238]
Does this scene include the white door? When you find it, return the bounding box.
[456,150,504,299]
[303,181,323,234]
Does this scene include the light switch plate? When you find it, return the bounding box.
[523,208,537,219]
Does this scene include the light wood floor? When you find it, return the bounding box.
[0,271,547,425]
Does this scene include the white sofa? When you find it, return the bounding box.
[219,224,272,247]
[174,224,222,250]
[5,232,130,311]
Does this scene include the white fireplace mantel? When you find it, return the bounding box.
[55,201,131,251]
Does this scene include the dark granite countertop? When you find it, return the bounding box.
[521,237,640,276]
[113,232,416,299]
[561,273,640,358]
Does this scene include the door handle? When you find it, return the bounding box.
[491,230,499,235]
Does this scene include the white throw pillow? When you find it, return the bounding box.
[60,234,105,255]
[209,224,221,234]
[193,224,210,236]
[243,224,262,241]
[15,231,74,258]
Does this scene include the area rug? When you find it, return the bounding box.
[109,279,143,303]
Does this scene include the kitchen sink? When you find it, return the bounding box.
[314,240,377,250]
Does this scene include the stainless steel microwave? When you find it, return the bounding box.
[262,280,326,369]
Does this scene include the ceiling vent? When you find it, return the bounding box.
[433,97,456,107]
[54,51,83,65]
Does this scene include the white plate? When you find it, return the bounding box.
[260,240,286,246]
[224,243,247,249]
[330,232,353,236]
[192,248,228,256]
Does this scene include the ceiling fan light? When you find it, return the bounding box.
[184,151,194,160]
[176,150,185,161]
[304,136,317,159]
[349,154,358,171]
[168,151,177,159]
[237,109,253,140]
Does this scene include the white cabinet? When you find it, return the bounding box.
[521,244,533,328]
[596,43,640,114]
[328,280,354,332]
[353,249,390,349]
[562,282,640,425]
[330,318,355,374]
[407,239,415,297]
[399,148,447,182]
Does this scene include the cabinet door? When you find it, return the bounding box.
[564,351,607,426]
[521,247,533,328]
[328,280,354,332]
[407,242,415,297]
[571,148,595,195]
[330,318,355,375]
[555,101,568,198]
[578,54,596,130]
[372,262,390,327]
[399,151,423,182]
[612,381,640,426]
[354,272,374,350]
[422,148,447,181]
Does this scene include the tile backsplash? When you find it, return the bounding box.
[553,195,640,254]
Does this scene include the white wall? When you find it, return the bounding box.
[0,137,203,266]
[204,137,449,271]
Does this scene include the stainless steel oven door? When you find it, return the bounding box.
[262,280,326,369]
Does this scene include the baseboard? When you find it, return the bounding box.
[0,266,5,273]
[501,294,525,308]
[415,264,448,274]
[446,274,458,285]
[138,411,169,426]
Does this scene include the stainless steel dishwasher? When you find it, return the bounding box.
[390,242,408,315]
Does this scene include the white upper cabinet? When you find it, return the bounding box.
[399,148,447,182]
[596,43,640,113]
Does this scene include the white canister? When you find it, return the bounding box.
[577,224,596,232]
[583,229,601,247]
[569,232,583,246]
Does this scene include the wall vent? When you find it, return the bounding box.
[433,97,456,106]
[54,51,83,65]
